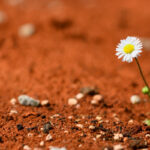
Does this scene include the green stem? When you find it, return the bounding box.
[135,57,150,97]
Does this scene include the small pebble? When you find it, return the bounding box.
[0,11,6,24]
[43,122,53,133]
[18,95,40,107]
[76,124,83,129]
[10,98,17,105]
[49,146,67,150]
[146,134,150,138]
[128,119,134,124]
[89,125,95,130]
[41,100,49,106]
[68,98,77,106]
[40,141,44,146]
[64,130,68,134]
[130,95,141,104]
[91,99,99,105]
[113,144,124,150]
[9,109,18,115]
[18,23,35,37]
[80,87,99,95]
[23,145,31,150]
[96,134,101,139]
[75,104,80,109]
[68,116,73,119]
[113,133,123,141]
[27,133,33,137]
[93,94,103,101]
[96,116,102,121]
[75,93,84,99]
[17,124,24,131]
[46,134,53,141]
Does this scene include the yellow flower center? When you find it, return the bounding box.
[123,44,134,54]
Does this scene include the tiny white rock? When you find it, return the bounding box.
[113,133,123,141]
[49,146,67,150]
[40,141,44,146]
[93,94,103,101]
[89,125,95,130]
[46,134,53,141]
[113,144,124,150]
[23,145,31,150]
[18,23,35,37]
[41,100,49,106]
[130,95,141,104]
[75,93,84,100]
[68,98,77,106]
[76,124,83,129]
[96,116,102,121]
[10,98,17,105]
[9,109,18,115]
[91,99,99,105]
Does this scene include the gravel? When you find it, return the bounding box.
[17,124,24,131]
[41,100,49,106]
[18,95,40,106]
[45,134,53,141]
[80,87,99,95]
[43,122,53,133]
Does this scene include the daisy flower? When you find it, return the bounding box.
[116,36,150,97]
[116,36,142,63]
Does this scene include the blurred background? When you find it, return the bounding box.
[0,0,150,102]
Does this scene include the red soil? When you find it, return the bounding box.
[1,0,150,149]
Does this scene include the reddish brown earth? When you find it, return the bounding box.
[1,0,150,149]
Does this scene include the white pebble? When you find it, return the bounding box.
[46,134,53,141]
[114,133,123,141]
[0,11,6,24]
[68,98,77,106]
[75,93,84,100]
[93,94,103,101]
[130,95,141,104]
[9,109,18,115]
[10,98,17,105]
[96,116,102,121]
[145,134,150,138]
[89,125,95,130]
[23,145,31,150]
[18,23,35,37]
[113,144,124,150]
[75,104,80,109]
[76,124,83,129]
[40,141,44,146]
[27,133,33,137]
[49,146,67,150]
[91,99,99,105]
[128,119,134,124]
[96,134,101,139]
[41,100,49,106]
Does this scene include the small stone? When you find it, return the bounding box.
[45,134,53,141]
[128,119,134,124]
[89,125,95,130]
[113,144,124,150]
[80,87,99,95]
[41,100,49,106]
[23,145,31,150]
[146,134,150,138]
[68,98,77,106]
[91,99,99,105]
[18,23,35,37]
[93,94,103,101]
[75,93,84,99]
[27,133,33,137]
[113,133,123,141]
[10,98,17,105]
[40,141,44,146]
[17,124,24,131]
[9,109,18,115]
[43,122,53,133]
[18,95,40,107]
[68,116,73,119]
[96,116,102,121]
[0,11,6,24]
[123,137,128,142]
[76,124,83,129]
[96,134,101,139]
[49,146,67,150]
[130,95,141,104]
